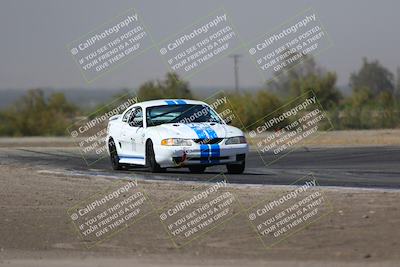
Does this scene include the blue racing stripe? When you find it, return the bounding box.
[189,124,207,140]
[200,144,209,164]
[119,155,145,160]
[203,126,218,139]
[165,100,176,105]
[210,144,220,163]
[175,99,187,104]
[204,126,219,163]
[187,124,209,163]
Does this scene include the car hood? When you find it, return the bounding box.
[151,122,243,139]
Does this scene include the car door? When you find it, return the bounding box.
[119,107,134,155]
[129,107,146,157]
[120,107,145,162]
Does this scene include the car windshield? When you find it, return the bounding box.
[146,104,223,127]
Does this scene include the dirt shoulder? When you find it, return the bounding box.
[0,162,399,267]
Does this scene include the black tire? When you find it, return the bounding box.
[109,138,123,170]
[188,165,207,173]
[146,140,165,173]
[226,161,245,174]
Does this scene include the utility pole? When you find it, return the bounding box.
[229,54,241,92]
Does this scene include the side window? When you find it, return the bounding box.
[122,108,133,122]
[129,107,143,127]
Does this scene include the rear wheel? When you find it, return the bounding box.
[146,140,165,173]
[188,165,206,173]
[109,139,123,170]
[226,160,245,174]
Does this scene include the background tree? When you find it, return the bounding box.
[0,89,77,136]
[266,50,341,111]
[350,58,394,97]
[291,72,341,110]
[395,67,400,99]
[137,72,193,101]
[376,90,397,128]
[269,50,321,98]
[339,87,374,129]
[217,91,283,130]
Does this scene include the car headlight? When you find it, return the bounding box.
[161,138,192,146]
[225,136,247,145]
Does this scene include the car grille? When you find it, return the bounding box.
[193,138,223,144]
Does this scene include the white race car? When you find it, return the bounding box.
[106,99,248,173]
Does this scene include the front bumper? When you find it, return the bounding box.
[154,143,249,168]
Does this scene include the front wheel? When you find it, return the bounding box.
[226,161,245,174]
[146,140,165,173]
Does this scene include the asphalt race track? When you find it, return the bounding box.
[2,146,400,189]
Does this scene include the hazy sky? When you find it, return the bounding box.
[0,0,399,90]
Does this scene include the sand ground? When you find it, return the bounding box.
[0,158,399,266]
